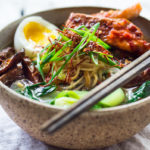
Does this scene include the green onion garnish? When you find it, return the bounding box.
[37,53,45,81]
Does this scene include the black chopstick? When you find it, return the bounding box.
[40,50,150,133]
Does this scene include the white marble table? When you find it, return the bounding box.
[0,0,150,149]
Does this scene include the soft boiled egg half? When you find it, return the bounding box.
[14,16,59,58]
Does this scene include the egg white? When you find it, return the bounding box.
[14,16,59,58]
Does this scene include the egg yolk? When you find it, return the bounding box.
[23,22,56,46]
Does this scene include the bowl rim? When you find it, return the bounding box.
[0,6,150,115]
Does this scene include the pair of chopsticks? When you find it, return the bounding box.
[41,50,150,133]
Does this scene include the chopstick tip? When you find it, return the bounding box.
[40,121,59,134]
